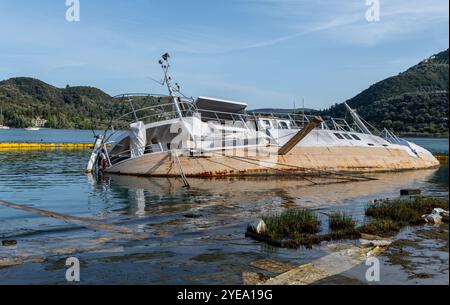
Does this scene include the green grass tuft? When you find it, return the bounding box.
[329,212,356,232]
[246,196,448,249]
[365,196,448,224]
[261,209,320,239]
[359,219,402,236]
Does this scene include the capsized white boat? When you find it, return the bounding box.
[86,53,439,178]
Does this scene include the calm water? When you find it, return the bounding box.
[0,129,121,144]
[0,131,448,284]
[404,137,449,154]
[1,129,448,154]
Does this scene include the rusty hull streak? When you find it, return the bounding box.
[105,146,440,178]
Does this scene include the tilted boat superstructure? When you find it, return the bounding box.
[87,54,439,177]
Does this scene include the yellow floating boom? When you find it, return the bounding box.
[434,154,449,164]
[0,142,94,150]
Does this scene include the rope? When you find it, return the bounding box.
[0,200,132,234]
[172,151,190,188]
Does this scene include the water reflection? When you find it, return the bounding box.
[425,164,449,197]
[103,168,441,217]
[127,188,146,217]
[0,148,448,284]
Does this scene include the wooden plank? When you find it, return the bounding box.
[261,242,391,285]
[278,117,323,155]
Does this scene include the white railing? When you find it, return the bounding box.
[110,94,378,136]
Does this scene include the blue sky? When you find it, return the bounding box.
[0,0,448,109]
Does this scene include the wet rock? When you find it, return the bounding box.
[2,240,17,247]
[242,272,269,285]
[400,189,421,196]
[154,230,170,237]
[409,273,433,279]
[0,257,23,268]
[249,219,267,234]
[371,198,388,204]
[250,259,295,274]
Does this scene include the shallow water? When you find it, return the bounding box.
[0,136,448,284]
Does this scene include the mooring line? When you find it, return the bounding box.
[0,200,132,234]
[172,151,191,188]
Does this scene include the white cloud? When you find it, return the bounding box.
[321,0,450,45]
[233,0,449,48]
[155,0,449,55]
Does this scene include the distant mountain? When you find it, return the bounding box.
[322,49,449,136]
[0,77,114,129]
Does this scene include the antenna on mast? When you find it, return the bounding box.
[158,53,183,119]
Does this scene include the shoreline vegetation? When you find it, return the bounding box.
[0,127,448,138]
[0,49,448,134]
[246,196,449,249]
[0,127,448,139]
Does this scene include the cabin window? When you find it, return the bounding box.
[334,133,344,140]
[368,143,375,146]
[278,121,289,129]
[351,134,361,141]
[144,145,153,154]
[343,134,353,140]
[262,120,271,129]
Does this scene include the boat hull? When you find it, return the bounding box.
[105,146,440,177]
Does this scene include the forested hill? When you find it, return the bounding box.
[322,49,449,136]
[0,77,115,129]
[1,49,449,135]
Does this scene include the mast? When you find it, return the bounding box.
[344,102,372,135]
[159,53,183,119]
